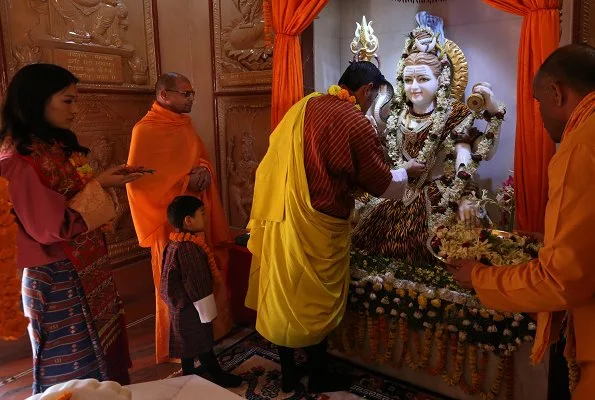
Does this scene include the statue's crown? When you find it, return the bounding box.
[407,27,441,57]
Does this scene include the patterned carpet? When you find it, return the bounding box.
[206,332,453,400]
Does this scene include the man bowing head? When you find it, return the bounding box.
[127,73,233,364]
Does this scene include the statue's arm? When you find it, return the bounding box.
[473,124,501,161]
[469,83,505,161]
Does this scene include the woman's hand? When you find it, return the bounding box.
[97,165,146,188]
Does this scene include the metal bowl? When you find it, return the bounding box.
[427,228,536,265]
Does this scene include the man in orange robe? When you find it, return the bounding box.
[447,44,595,399]
[127,73,233,364]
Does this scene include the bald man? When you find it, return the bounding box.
[447,44,595,399]
[127,73,233,364]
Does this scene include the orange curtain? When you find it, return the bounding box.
[0,177,27,340]
[268,0,328,128]
[482,0,559,233]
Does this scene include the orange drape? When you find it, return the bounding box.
[269,0,328,128]
[0,177,27,341]
[481,0,560,233]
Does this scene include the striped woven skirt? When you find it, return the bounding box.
[22,260,108,394]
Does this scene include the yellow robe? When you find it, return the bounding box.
[470,92,595,399]
[245,93,352,348]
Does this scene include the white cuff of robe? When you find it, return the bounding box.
[381,168,409,199]
[193,294,218,323]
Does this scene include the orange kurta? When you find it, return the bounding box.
[127,102,232,363]
[471,93,595,398]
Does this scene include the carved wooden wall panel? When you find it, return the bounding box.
[209,0,313,229]
[75,92,153,266]
[0,0,159,91]
[575,0,595,45]
[216,95,271,228]
[212,0,273,93]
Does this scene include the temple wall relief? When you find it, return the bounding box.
[574,0,595,46]
[1,0,158,90]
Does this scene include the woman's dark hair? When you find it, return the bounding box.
[167,195,204,230]
[0,63,89,155]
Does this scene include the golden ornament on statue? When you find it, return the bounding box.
[466,93,485,112]
[350,16,380,66]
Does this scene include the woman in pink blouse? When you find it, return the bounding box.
[0,64,146,394]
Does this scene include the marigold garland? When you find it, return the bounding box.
[327,85,362,111]
[0,177,28,341]
[169,232,221,282]
[378,315,388,361]
[384,317,398,363]
[367,315,378,361]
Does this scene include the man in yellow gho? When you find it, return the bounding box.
[245,61,426,393]
[447,44,595,400]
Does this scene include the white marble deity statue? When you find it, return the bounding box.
[352,12,506,264]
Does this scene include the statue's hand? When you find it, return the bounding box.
[472,82,499,116]
[458,198,480,228]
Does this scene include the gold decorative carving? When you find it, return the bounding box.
[212,0,273,92]
[443,39,468,101]
[0,0,159,91]
[350,16,379,65]
[574,0,595,46]
[75,92,152,265]
[216,95,271,227]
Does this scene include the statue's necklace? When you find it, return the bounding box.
[405,109,433,129]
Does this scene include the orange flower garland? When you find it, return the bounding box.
[327,85,361,110]
[0,177,28,341]
[169,232,221,282]
[331,311,513,399]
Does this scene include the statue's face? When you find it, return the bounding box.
[403,65,438,109]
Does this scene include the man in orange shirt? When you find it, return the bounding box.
[127,73,233,364]
[447,44,595,399]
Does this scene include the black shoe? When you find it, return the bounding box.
[278,346,300,393]
[213,372,243,388]
[307,373,352,393]
[198,349,242,388]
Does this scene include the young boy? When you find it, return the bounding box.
[160,195,242,388]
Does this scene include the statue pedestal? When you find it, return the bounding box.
[335,262,552,400]
[330,339,549,400]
